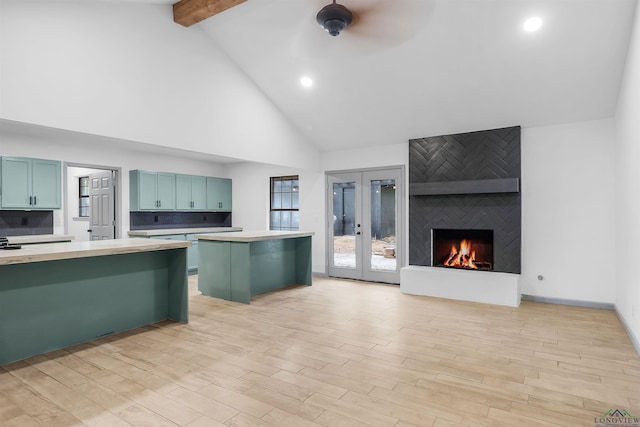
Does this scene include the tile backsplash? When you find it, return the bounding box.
[129,211,231,230]
[0,210,54,236]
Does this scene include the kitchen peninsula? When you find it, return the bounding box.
[197,231,313,304]
[0,238,190,365]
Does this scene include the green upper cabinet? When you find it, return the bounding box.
[130,170,176,211]
[176,174,206,210]
[1,157,61,210]
[130,170,231,212]
[206,177,232,211]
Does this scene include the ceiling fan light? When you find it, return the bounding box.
[316,1,353,36]
[322,18,348,36]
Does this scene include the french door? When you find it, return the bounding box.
[327,168,403,284]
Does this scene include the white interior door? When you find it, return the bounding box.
[327,168,403,284]
[89,171,115,240]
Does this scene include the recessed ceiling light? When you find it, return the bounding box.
[300,76,313,87]
[523,16,543,32]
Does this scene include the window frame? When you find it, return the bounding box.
[270,175,299,231]
[78,176,90,218]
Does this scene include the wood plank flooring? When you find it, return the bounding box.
[1,276,639,426]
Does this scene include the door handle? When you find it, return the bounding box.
[29,196,33,205]
[33,196,36,205]
[356,231,361,235]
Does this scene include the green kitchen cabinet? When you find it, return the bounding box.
[176,174,206,210]
[0,157,61,209]
[130,170,176,211]
[150,234,198,272]
[206,177,232,211]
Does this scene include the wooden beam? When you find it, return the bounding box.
[173,0,246,27]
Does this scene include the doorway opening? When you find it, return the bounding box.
[64,163,120,241]
[326,167,404,284]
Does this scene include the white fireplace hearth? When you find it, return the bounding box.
[400,266,521,307]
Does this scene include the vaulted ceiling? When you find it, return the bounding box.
[52,0,640,152]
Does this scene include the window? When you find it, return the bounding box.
[270,176,299,231]
[79,176,90,217]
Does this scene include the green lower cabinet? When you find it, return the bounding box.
[186,235,199,272]
[150,234,198,273]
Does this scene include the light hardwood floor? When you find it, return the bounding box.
[1,276,639,426]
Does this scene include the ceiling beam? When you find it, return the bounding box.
[173,0,246,27]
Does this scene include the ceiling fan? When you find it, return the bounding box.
[316,0,353,36]
[311,0,432,45]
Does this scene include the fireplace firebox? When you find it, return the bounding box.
[431,229,493,271]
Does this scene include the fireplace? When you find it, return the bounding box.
[432,229,494,271]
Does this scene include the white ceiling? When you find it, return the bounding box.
[53,0,640,153]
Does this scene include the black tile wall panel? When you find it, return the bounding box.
[409,126,521,274]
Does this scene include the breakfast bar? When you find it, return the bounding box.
[0,238,190,365]
[197,230,313,304]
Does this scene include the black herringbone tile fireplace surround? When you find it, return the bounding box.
[409,126,521,274]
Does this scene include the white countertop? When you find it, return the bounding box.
[195,230,314,242]
[6,235,74,244]
[0,238,190,266]
[128,227,242,237]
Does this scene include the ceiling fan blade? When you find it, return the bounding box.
[290,0,433,60]
[347,0,434,45]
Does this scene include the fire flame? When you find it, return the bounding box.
[444,239,478,269]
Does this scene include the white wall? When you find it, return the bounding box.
[226,162,325,273]
[614,2,640,347]
[0,0,320,171]
[521,119,616,303]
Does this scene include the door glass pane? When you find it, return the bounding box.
[370,179,396,271]
[333,182,356,269]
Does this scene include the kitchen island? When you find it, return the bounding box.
[128,227,242,273]
[0,238,190,365]
[197,231,313,304]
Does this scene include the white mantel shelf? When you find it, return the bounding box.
[400,266,521,307]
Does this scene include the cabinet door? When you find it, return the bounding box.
[191,176,206,210]
[0,157,32,208]
[156,172,176,210]
[31,159,61,209]
[138,170,159,210]
[187,240,199,271]
[175,174,193,210]
[206,177,232,211]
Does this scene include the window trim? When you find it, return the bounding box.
[79,176,90,217]
[270,175,299,231]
